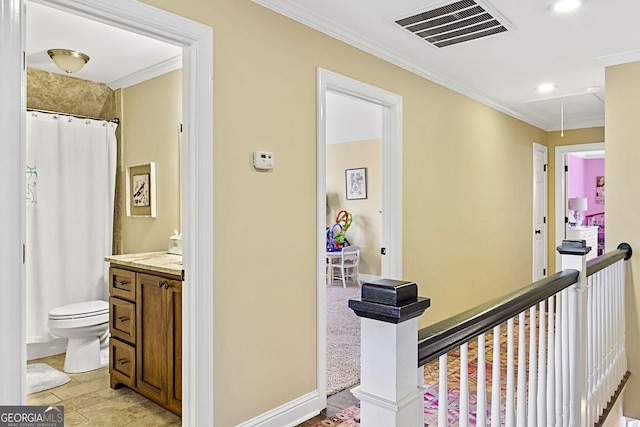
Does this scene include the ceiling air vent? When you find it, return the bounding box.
[394,0,512,48]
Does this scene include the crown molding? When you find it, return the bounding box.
[252,0,548,131]
[596,49,640,67]
[108,54,182,89]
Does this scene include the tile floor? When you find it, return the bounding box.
[27,354,181,426]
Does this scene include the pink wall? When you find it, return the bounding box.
[567,155,604,222]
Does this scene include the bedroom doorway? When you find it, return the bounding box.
[316,68,403,405]
[554,142,605,270]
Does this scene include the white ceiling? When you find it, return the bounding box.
[26,2,181,89]
[252,0,640,131]
[27,1,640,132]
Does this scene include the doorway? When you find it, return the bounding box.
[316,68,402,403]
[554,142,605,270]
[0,1,213,424]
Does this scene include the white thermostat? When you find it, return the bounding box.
[253,151,274,170]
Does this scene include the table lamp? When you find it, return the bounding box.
[568,197,588,227]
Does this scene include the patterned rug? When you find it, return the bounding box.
[311,319,527,426]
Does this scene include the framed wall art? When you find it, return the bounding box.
[345,167,367,200]
[126,162,157,217]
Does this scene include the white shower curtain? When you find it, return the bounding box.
[26,112,117,344]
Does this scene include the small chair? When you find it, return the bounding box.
[328,246,361,287]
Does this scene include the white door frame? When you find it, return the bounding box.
[554,142,605,271]
[532,143,548,281]
[316,68,403,403]
[1,1,213,425]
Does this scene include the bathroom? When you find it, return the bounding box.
[25,1,184,420]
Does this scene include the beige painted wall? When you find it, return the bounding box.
[605,60,640,419]
[142,0,546,424]
[545,127,605,272]
[121,70,181,253]
[327,139,382,276]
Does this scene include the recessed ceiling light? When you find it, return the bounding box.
[550,0,583,13]
[537,83,556,93]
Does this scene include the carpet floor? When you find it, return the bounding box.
[326,284,362,395]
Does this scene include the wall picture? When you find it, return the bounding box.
[126,162,157,217]
[345,167,367,200]
[596,175,604,204]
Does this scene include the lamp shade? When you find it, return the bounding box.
[47,49,90,74]
[568,197,588,211]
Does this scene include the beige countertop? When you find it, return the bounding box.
[105,252,182,278]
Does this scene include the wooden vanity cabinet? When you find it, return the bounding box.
[136,273,182,415]
[108,266,182,416]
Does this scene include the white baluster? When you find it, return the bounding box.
[491,325,501,427]
[547,295,556,427]
[477,334,487,427]
[460,343,469,427]
[517,312,527,426]
[439,354,448,427]
[561,287,570,427]
[528,306,538,426]
[506,318,515,425]
[538,300,547,426]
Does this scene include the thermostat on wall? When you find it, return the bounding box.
[253,151,274,170]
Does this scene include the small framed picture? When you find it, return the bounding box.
[126,162,156,217]
[345,167,367,200]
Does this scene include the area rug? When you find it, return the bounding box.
[26,363,70,394]
[326,284,362,396]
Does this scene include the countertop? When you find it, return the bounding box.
[105,252,182,278]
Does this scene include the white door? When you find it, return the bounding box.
[532,143,548,281]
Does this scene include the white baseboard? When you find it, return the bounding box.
[26,339,67,360]
[236,390,322,427]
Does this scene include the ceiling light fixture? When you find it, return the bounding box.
[537,83,556,93]
[550,0,583,13]
[47,49,90,74]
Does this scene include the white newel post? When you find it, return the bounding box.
[558,239,590,427]
[349,280,431,427]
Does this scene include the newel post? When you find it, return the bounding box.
[348,279,431,427]
[557,239,590,426]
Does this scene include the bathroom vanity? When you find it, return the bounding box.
[105,252,183,416]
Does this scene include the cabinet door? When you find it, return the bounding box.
[167,279,182,415]
[136,273,168,405]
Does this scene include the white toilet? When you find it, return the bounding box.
[48,300,109,373]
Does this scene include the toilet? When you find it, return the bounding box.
[48,300,109,373]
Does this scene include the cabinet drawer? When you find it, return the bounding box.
[110,297,136,344]
[110,268,136,301]
[110,339,136,387]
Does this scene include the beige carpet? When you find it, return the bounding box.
[326,284,361,395]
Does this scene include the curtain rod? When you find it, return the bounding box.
[27,108,120,124]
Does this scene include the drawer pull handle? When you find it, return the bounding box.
[158,280,170,290]
[115,316,129,322]
[116,358,130,365]
[114,281,129,288]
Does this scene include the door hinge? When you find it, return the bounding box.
[381,247,386,255]
[22,51,26,71]
[543,217,546,224]
[565,165,569,172]
[544,164,548,172]
[179,123,183,133]
[181,269,185,281]
[565,216,569,224]
[543,268,547,276]
[23,244,26,264]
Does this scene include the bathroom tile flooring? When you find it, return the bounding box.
[27,354,181,426]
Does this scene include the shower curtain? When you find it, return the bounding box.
[26,112,117,344]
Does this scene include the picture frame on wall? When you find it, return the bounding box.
[345,167,367,200]
[126,162,157,217]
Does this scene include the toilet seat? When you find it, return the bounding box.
[48,300,109,328]
[49,300,108,320]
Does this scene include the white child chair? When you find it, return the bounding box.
[328,246,361,287]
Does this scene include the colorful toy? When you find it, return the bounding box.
[326,210,353,251]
